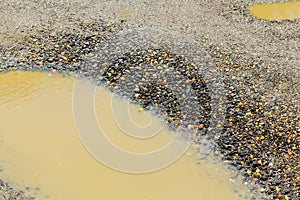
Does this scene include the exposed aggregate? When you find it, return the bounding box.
[0,0,299,200]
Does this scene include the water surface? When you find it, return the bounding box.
[0,71,250,200]
[248,1,300,21]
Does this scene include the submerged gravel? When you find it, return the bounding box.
[0,0,299,200]
[0,180,35,200]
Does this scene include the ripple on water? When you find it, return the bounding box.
[0,71,45,109]
[0,71,72,109]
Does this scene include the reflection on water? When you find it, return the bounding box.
[0,71,250,200]
[248,1,300,21]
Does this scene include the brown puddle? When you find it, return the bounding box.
[0,71,252,200]
[248,1,300,21]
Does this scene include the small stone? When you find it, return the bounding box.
[29,55,36,59]
[120,76,125,81]
[198,124,205,129]
[260,188,266,192]
[258,160,262,165]
[35,61,43,66]
[237,102,243,107]
[61,56,69,61]
[275,186,280,193]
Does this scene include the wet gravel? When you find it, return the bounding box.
[0,180,35,200]
[0,0,299,200]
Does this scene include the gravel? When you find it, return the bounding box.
[0,180,35,200]
[0,0,299,200]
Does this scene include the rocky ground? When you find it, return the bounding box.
[0,0,299,200]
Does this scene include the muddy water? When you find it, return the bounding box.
[0,71,250,200]
[248,1,300,21]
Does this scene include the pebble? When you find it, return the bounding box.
[0,1,299,199]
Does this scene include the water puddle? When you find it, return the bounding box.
[0,71,251,200]
[248,1,300,21]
